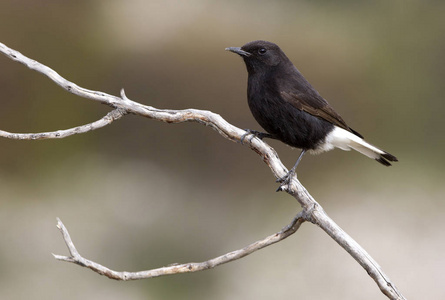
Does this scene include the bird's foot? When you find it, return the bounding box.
[276,169,296,192]
[240,129,271,145]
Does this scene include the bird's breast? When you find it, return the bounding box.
[247,79,334,150]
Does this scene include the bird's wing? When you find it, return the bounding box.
[280,91,364,138]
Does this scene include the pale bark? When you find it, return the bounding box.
[0,42,406,300]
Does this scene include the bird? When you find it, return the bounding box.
[226,40,397,189]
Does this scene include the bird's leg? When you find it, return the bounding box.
[276,149,306,192]
[240,129,274,145]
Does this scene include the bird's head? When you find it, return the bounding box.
[226,40,288,74]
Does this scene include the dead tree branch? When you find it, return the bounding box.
[0,109,126,140]
[53,213,305,280]
[0,42,406,300]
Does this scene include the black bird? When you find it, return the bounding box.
[226,40,397,188]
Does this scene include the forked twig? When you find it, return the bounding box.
[0,42,406,300]
[53,213,306,280]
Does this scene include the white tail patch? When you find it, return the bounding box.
[318,126,385,160]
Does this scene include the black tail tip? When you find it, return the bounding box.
[376,152,398,166]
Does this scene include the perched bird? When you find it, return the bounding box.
[226,40,397,189]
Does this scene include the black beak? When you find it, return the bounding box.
[225,47,251,57]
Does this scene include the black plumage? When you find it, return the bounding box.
[226,40,397,187]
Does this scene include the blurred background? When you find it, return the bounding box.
[0,1,444,299]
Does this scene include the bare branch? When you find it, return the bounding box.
[0,109,125,140]
[53,214,306,280]
[0,42,121,107]
[0,42,406,300]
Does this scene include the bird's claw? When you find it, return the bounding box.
[276,169,296,192]
[240,129,267,145]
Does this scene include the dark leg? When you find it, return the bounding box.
[240,129,275,145]
[276,149,306,192]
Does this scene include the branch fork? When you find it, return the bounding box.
[0,41,405,300]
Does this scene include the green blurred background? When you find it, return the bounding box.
[0,1,444,299]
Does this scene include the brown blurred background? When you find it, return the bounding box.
[0,1,444,299]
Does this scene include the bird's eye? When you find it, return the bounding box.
[258,48,267,55]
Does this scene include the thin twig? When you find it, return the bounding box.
[53,214,306,280]
[0,109,125,140]
[0,41,406,300]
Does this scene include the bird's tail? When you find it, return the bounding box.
[349,140,398,166]
[328,126,398,166]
